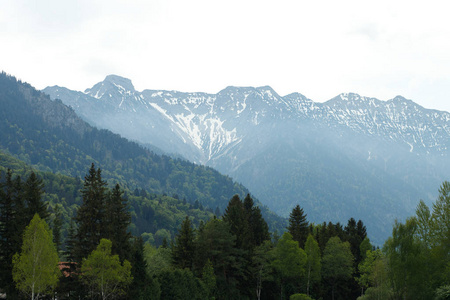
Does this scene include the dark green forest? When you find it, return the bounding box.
[2,163,449,299]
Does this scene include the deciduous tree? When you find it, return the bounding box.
[322,236,353,300]
[272,232,307,299]
[81,238,132,300]
[304,235,321,297]
[12,214,59,300]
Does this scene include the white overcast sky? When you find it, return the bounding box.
[1,0,450,112]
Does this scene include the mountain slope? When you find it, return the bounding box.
[0,72,285,233]
[44,75,450,244]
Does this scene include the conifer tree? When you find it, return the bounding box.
[194,218,244,299]
[214,206,221,217]
[12,175,27,251]
[223,195,249,249]
[0,171,13,294]
[288,204,309,249]
[0,170,23,297]
[172,216,195,270]
[128,237,160,300]
[23,172,49,223]
[52,204,63,255]
[105,184,131,261]
[64,219,78,262]
[73,163,108,261]
[243,194,270,248]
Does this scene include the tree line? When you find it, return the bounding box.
[2,162,450,299]
[0,163,367,299]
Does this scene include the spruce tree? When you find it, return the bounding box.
[287,204,309,249]
[64,219,78,262]
[243,194,270,248]
[223,194,249,249]
[105,184,131,261]
[172,216,195,270]
[0,170,14,294]
[0,170,24,297]
[52,204,63,255]
[12,175,27,251]
[73,163,108,261]
[23,172,48,223]
[128,237,159,300]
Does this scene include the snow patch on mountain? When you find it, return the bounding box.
[44,75,450,163]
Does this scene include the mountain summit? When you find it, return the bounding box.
[43,76,450,244]
[86,75,136,98]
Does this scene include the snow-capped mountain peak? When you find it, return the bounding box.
[85,75,136,100]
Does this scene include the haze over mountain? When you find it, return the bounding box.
[0,72,286,236]
[44,75,450,244]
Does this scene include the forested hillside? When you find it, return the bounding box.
[0,150,215,245]
[0,72,285,232]
[1,158,373,299]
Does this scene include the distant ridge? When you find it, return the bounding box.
[44,75,450,244]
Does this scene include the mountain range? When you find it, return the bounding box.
[44,75,450,244]
[0,72,286,240]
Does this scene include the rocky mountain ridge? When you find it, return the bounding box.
[43,75,450,244]
[46,75,450,162]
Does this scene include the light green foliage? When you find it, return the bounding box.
[304,235,321,296]
[322,236,353,300]
[12,214,60,300]
[144,243,172,277]
[383,218,431,299]
[272,232,307,298]
[415,200,432,246]
[81,239,132,300]
[379,183,450,300]
[290,293,314,300]
[357,249,390,299]
[359,237,372,261]
[430,182,450,282]
[272,232,307,280]
[431,182,450,245]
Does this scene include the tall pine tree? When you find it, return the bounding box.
[243,194,270,249]
[23,172,49,223]
[105,184,132,261]
[73,163,108,261]
[223,195,249,250]
[287,204,309,249]
[172,216,195,270]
